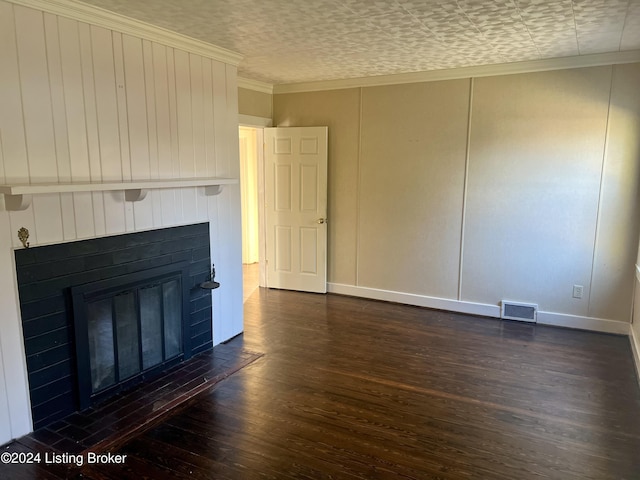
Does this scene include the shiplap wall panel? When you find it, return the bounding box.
[174,49,198,224]
[112,33,131,181]
[43,14,71,183]
[0,3,29,184]
[191,55,206,177]
[122,34,150,181]
[92,26,121,181]
[13,6,57,183]
[166,49,181,178]
[142,40,163,228]
[153,44,179,226]
[59,19,90,182]
[78,24,101,183]
[212,61,228,175]
[191,55,208,221]
[143,40,158,180]
[0,0,242,442]
[203,58,216,176]
[0,4,33,441]
[78,23,107,237]
[93,26,127,235]
[14,7,64,245]
[72,192,95,239]
[111,33,135,232]
[58,19,97,238]
[1,3,36,249]
[122,35,154,230]
[174,49,194,178]
[59,193,77,240]
[43,14,77,241]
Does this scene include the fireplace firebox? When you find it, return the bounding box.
[72,262,191,409]
[15,223,213,429]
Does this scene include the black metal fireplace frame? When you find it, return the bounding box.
[71,262,192,410]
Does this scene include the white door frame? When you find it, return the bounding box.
[239,116,271,288]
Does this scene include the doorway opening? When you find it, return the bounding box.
[239,126,264,302]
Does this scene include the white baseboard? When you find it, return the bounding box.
[328,283,501,318]
[536,311,630,335]
[631,327,640,388]
[327,282,630,335]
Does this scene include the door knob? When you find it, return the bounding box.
[317,218,327,224]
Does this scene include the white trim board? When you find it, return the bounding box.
[8,0,243,65]
[274,50,640,94]
[327,283,631,336]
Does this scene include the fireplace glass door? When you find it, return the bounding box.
[73,264,190,409]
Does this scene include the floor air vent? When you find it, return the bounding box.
[501,301,538,323]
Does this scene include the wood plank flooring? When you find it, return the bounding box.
[14,288,640,478]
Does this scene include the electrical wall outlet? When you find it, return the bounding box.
[573,285,584,299]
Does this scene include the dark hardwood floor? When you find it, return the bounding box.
[15,288,640,478]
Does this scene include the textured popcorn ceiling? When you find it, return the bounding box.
[78,0,640,85]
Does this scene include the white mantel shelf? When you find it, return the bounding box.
[0,177,238,211]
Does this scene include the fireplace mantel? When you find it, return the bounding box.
[0,177,238,211]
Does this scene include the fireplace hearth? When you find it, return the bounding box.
[14,223,213,430]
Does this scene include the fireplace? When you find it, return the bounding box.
[72,262,191,409]
[14,223,213,430]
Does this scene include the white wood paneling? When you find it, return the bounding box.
[0,2,29,184]
[58,20,90,183]
[0,0,243,440]
[93,26,126,235]
[14,5,57,183]
[112,32,135,232]
[43,13,71,183]
[175,49,194,178]
[43,14,76,241]
[14,6,64,245]
[122,34,150,181]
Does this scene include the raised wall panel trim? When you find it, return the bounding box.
[274,50,640,94]
[7,0,243,65]
[327,283,631,335]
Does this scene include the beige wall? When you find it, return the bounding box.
[359,80,470,298]
[238,87,272,119]
[0,0,243,442]
[274,63,640,327]
[463,68,611,315]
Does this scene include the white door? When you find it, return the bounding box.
[264,127,328,293]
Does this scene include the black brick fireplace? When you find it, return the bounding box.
[15,223,214,430]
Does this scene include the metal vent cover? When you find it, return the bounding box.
[501,301,538,323]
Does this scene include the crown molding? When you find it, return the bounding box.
[238,77,273,94]
[8,0,243,65]
[273,50,640,94]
